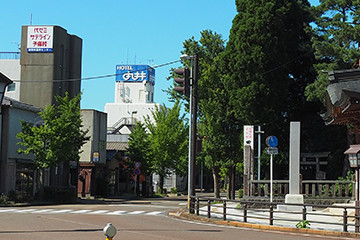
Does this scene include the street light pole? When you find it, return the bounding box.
[181,54,198,213]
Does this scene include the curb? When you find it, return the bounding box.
[173,210,360,239]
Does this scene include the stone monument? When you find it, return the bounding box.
[278,121,305,211]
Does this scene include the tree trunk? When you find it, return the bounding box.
[38,168,45,200]
[212,169,220,198]
[159,175,164,193]
[227,166,236,199]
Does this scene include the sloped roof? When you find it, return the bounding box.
[106,142,128,151]
[323,69,360,130]
[3,96,42,113]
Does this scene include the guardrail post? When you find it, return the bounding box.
[196,198,200,215]
[223,201,227,221]
[343,208,348,232]
[207,200,211,218]
[302,206,306,221]
[269,204,274,225]
[243,204,247,222]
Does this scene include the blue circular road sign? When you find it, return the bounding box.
[266,136,278,148]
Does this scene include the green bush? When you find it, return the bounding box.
[296,220,310,229]
[238,189,244,199]
[170,187,178,194]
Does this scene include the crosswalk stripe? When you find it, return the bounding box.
[51,209,73,213]
[88,210,109,214]
[70,210,91,214]
[146,211,163,215]
[14,209,36,213]
[0,208,164,216]
[107,210,127,215]
[128,211,145,215]
[32,209,55,213]
[0,209,17,212]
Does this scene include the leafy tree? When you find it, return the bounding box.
[179,30,242,198]
[305,0,360,104]
[126,122,150,195]
[127,122,151,174]
[17,92,89,199]
[221,0,316,175]
[145,101,188,190]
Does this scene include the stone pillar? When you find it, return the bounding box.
[289,121,301,194]
[285,122,304,208]
[243,145,252,197]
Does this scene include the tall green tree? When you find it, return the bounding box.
[180,30,242,198]
[126,121,150,195]
[145,101,188,190]
[222,0,316,171]
[305,0,360,104]
[17,92,89,199]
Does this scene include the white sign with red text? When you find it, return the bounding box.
[244,125,254,150]
[27,26,53,52]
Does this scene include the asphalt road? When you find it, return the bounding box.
[0,199,354,240]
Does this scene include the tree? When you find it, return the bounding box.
[305,0,360,104]
[17,92,89,199]
[221,0,316,176]
[145,101,188,191]
[126,121,151,195]
[179,30,242,198]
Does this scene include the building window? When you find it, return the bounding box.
[7,83,15,92]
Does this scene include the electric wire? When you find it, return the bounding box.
[10,59,182,83]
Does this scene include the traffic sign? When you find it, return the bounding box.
[266,136,278,148]
[134,168,141,175]
[267,147,278,155]
[134,162,141,168]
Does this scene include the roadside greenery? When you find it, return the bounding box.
[17,92,89,200]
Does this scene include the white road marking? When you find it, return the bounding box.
[88,210,109,214]
[70,209,92,214]
[0,209,17,212]
[145,211,163,215]
[107,210,127,215]
[31,209,55,213]
[51,209,73,213]
[128,211,145,215]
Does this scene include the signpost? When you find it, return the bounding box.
[266,136,278,203]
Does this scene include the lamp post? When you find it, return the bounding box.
[180,53,198,213]
[344,145,360,233]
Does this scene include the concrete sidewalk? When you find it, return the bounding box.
[175,202,360,239]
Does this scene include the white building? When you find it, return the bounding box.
[0,52,21,100]
[105,65,160,133]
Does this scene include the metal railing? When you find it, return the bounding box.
[249,180,353,198]
[189,196,360,233]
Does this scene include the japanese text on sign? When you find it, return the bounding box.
[27,26,53,53]
[244,125,254,150]
[116,65,155,84]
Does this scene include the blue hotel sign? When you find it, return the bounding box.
[116,65,155,84]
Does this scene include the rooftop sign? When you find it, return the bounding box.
[116,65,155,85]
[27,26,54,53]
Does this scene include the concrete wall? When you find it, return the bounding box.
[20,25,82,109]
[115,81,154,104]
[1,101,40,194]
[80,110,107,164]
[105,102,159,128]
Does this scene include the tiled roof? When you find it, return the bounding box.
[107,142,128,151]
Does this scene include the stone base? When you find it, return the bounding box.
[277,194,312,211]
[285,194,304,204]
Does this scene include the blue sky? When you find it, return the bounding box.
[1,0,319,111]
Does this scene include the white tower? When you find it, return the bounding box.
[105,65,159,134]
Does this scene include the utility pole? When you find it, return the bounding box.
[176,54,198,213]
[189,54,198,213]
